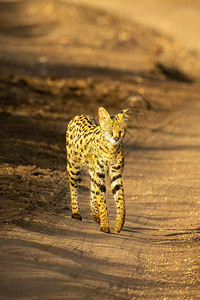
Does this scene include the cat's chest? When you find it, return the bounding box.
[85,141,120,167]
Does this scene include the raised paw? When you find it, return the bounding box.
[72,213,82,221]
[115,222,124,234]
[115,213,125,234]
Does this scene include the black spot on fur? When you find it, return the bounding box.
[70,170,81,177]
[110,174,121,183]
[112,165,121,170]
[97,161,104,169]
[112,184,122,194]
[100,185,106,193]
[97,173,105,179]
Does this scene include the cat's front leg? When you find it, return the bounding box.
[91,170,110,233]
[109,166,126,233]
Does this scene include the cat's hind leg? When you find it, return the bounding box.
[67,161,82,220]
[90,180,100,224]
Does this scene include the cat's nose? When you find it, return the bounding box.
[114,136,119,141]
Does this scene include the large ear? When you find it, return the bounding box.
[122,108,129,120]
[117,108,129,124]
[98,107,111,127]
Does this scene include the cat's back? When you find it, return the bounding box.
[66,114,98,146]
[67,114,97,133]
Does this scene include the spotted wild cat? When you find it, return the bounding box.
[66,107,129,233]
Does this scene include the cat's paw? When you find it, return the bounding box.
[100,226,110,233]
[93,214,100,224]
[72,213,82,221]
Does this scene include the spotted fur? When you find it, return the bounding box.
[66,107,129,233]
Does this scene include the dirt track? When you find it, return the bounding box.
[0,0,200,299]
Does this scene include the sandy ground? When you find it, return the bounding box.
[70,0,200,51]
[0,0,200,299]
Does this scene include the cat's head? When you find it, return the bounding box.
[98,107,129,145]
